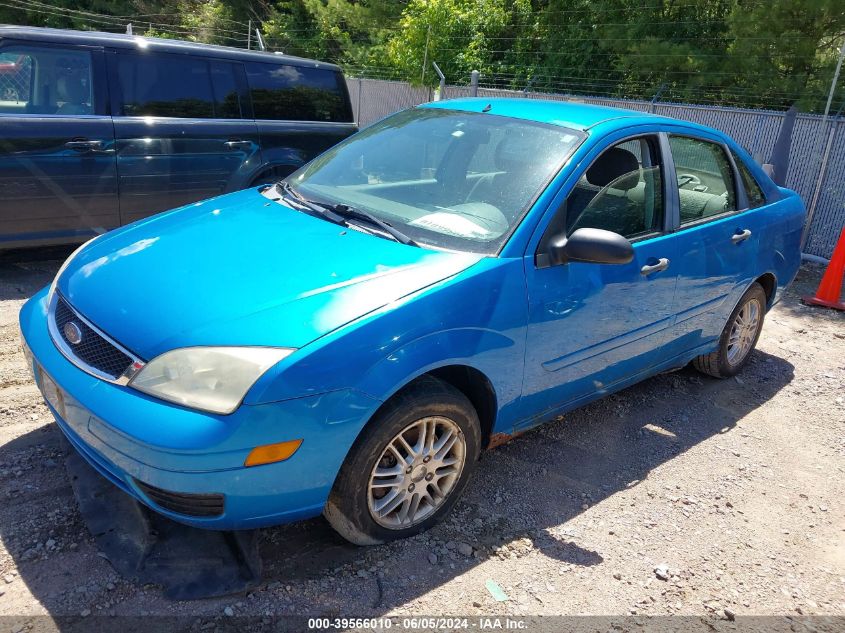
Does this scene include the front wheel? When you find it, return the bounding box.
[693,282,767,378]
[324,377,481,545]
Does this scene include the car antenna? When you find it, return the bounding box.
[482,103,492,113]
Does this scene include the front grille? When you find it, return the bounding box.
[52,296,134,380]
[135,480,225,518]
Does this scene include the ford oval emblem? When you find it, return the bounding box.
[63,322,83,345]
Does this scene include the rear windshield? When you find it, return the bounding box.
[245,62,352,123]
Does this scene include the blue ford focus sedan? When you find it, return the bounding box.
[19,98,804,544]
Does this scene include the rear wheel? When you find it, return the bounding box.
[324,377,481,545]
[693,282,766,378]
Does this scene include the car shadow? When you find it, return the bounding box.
[254,350,794,614]
[0,246,73,302]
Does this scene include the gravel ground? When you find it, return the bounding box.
[0,253,842,625]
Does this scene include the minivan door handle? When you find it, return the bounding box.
[223,139,252,149]
[731,229,752,244]
[641,258,670,276]
[65,139,103,152]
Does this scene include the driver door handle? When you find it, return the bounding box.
[223,139,252,149]
[731,229,752,243]
[641,258,670,276]
[65,139,103,152]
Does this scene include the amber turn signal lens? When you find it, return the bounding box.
[244,439,303,467]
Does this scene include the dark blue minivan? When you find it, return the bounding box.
[0,26,356,250]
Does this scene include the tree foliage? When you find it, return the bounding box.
[0,0,842,112]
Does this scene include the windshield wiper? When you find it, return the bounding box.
[328,203,418,247]
[276,182,417,247]
[276,182,347,226]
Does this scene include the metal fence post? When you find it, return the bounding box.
[470,70,479,97]
[356,76,363,126]
[432,62,445,101]
[804,114,841,251]
[649,83,667,113]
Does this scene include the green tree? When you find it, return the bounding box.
[385,0,518,85]
[260,1,404,68]
[723,0,845,111]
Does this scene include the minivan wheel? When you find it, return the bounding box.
[324,377,481,545]
[692,282,767,378]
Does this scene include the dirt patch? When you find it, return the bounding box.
[0,256,842,622]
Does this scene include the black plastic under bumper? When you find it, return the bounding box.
[63,435,261,600]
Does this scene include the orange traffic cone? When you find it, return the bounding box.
[802,225,845,311]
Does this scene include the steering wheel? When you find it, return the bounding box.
[677,173,701,188]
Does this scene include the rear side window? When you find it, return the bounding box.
[669,136,737,224]
[117,53,229,119]
[0,46,92,116]
[245,62,351,122]
[732,151,767,208]
[210,61,243,119]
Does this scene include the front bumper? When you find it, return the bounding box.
[19,288,380,530]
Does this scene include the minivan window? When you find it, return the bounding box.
[245,62,352,122]
[209,61,243,119]
[117,52,215,118]
[0,46,92,116]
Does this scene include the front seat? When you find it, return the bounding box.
[55,74,91,115]
[569,147,644,236]
[464,130,539,219]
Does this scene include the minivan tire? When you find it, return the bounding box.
[324,376,481,546]
[693,282,767,378]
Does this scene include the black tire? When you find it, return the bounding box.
[693,282,767,378]
[324,376,482,545]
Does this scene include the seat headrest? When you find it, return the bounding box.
[57,74,87,105]
[586,147,640,190]
[494,130,536,172]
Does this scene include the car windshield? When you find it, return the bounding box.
[286,108,584,254]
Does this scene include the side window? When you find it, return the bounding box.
[564,136,664,240]
[209,61,242,119]
[0,46,92,116]
[669,136,737,224]
[732,151,766,208]
[116,53,214,118]
[245,62,352,122]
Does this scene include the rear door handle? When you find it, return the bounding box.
[641,258,670,276]
[223,139,252,149]
[731,229,752,243]
[65,139,103,152]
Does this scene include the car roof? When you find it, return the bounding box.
[0,25,341,71]
[422,97,712,134]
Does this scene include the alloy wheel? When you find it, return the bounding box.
[367,416,466,529]
[726,297,761,366]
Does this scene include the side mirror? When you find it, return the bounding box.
[547,228,634,267]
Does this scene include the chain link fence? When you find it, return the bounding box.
[347,77,844,260]
[0,53,31,103]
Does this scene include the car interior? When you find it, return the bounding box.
[0,48,92,115]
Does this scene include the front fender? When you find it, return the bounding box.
[247,258,529,434]
[355,327,517,421]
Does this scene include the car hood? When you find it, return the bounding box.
[58,189,482,360]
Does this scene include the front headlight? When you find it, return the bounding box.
[128,347,294,415]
